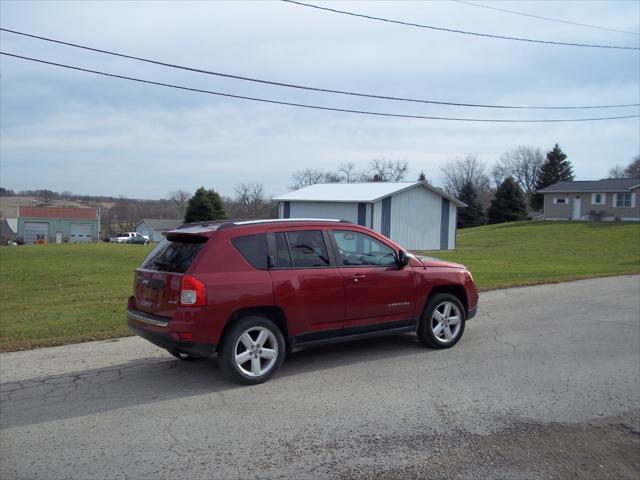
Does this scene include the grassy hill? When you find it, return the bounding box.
[418,221,640,290]
[1,221,638,352]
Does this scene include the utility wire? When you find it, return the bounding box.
[453,0,640,37]
[281,0,639,51]
[1,27,638,110]
[2,51,638,123]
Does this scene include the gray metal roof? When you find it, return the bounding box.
[273,181,466,207]
[540,178,640,193]
[136,218,183,230]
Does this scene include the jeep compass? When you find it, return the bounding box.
[127,219,478,384]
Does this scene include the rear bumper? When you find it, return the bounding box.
[127,309,216,358]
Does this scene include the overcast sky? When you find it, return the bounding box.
[1,0,638,199]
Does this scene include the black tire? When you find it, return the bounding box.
[418,293,466,349]
[218,316,286,385]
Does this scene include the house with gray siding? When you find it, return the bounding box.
[135,218,183,242]
[540,178,639,221]
[273,182,465,250]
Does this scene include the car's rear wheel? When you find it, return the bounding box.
[218,316,285,385]
[418,293,466,349]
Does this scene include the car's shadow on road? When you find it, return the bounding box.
[1,334,430,429]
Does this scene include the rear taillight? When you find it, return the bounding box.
[179,275,207,307]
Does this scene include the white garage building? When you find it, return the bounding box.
[273,182,465,250]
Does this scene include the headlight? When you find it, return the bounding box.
[465,270,474,282]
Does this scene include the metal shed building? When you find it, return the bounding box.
[135,218,183,242]
[17,206,99,244]
[273,182,465,250]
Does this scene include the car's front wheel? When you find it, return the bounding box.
[418,293,466,349]
[218,316,285,385]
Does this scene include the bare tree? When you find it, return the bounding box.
[440,154,491,197]
[290,168,326,190]
[323,172,342,183]
[34,189,57,204]
[626,155,640,177]
[492,146,544,195]
[608,156,640,179]
[234,183,271,219]
[338,161,359,182]
[168,190,191,219]
[363,158,408,182]
[608,165,626,179]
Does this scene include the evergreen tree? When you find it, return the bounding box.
[488,177,527,224]
[184,186,227,223]
[457,181,486,228]
[531,144,574,210]
[418,171,427,182]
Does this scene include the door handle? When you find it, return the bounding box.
[350,273,366,282]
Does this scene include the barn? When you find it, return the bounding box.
[17,206,99,244]
[273,182,465,250]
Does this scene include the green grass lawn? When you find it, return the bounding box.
[0,243,153,352]
[417,221,640,290]
[1,221,638,352]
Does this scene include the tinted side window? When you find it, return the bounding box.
[332,230,396,266]
[231,234,268,270]
[286,230,330,268]
[274,232,292,268]
[141,236,206,273]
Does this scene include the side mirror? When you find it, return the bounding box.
[396,250,411,268]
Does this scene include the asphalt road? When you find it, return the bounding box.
[1,275,639,480]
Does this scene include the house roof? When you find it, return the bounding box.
[273,182,466,207]
[19,206,97,220]
[136,218,183,230]
[540,178,640,193]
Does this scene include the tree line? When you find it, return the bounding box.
[3,150,638,231]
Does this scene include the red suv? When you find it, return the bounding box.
[127,219,478,384]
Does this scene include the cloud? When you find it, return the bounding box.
[1,0,638,199]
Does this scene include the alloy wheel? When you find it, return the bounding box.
[233,327,279,377]
[430,301,462,344]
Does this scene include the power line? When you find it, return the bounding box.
[453,0,640,36]
[2,51,638,123]
[281,0,639,51]
[1,28,638,110]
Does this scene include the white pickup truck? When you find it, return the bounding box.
[110,232,150,244]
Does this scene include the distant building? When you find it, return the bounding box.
[135,218,183,242]
[273,182,465,250]
[540,178,639,221]
[17,206,99,243]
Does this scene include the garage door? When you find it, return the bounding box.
[69,223,93,243]
[24,222,49,244]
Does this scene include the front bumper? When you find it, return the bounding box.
[127,308,215,358]
[467,306,477,320]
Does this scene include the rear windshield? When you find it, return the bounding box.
[140,236,207,273]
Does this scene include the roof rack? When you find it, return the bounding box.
[177,218,352,231]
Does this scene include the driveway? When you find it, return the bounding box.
[1,275,639,479]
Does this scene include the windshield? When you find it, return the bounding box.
[140,236,207,273]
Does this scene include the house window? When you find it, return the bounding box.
[591,193,605,205]
[554,198,568,205]
[615,193,632,207]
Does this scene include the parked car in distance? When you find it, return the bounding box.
[127,219,478,385]
[126,236,150,245]
[111,232,150,244]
